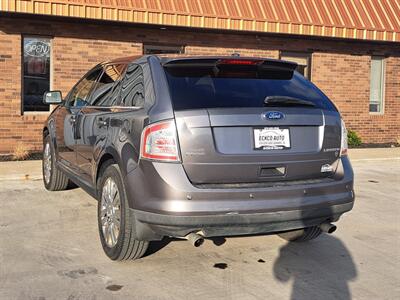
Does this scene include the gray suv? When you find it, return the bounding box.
[42,55,354,260]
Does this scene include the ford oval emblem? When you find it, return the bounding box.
[263,111,285,120]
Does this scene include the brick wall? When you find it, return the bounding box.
[0,15,399,154]
[312,53,400,144]
[0,18,143,154]
[52,37,142,97]
[0,31,43,154]
[185,46,278,58]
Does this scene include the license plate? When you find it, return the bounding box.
[254,127,290,150]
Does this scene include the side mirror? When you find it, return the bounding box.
[43,91,63,105]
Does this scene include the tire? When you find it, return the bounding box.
[42,134,69,191]
[97,163,148,260]
[278,226,322,242]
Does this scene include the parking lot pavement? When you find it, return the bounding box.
[0,151,399,300]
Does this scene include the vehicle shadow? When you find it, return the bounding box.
[66,181,79,190]
[273,198,357,300]
[143,236,227,257]
[273,235,357,300]
[143,237,174,257]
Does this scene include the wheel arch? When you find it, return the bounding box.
[95,152,117,186]
[43,119,58,152]
[43,126,49,138]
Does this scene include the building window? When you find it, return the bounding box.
[22,36,51,112]
[369,56,385,113]
[280,51,312,80]
[143,44,184,55]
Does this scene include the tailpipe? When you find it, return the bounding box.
[320,223,337,234]
[185,233,204,247]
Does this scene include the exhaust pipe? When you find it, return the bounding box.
[185,233,204,247]
[320,223,337,234]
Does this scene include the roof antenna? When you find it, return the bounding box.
[231,52,240,57]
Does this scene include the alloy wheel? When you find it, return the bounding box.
[43,142,52,184]
[100,178,121,248]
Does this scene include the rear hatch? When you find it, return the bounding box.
[163,58,342,185]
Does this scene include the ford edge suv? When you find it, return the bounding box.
[42,55,354,260]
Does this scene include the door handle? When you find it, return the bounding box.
[97,118,108,128]
[70,115,77,124]
[71,115,80,139]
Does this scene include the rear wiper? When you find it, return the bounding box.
[264,96,316,107]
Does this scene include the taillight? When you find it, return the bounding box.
[340,119,348,156]
[140,120,180,162]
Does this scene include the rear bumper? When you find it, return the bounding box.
[132,201,353,238]
[124,157,354,239]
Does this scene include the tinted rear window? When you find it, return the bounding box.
[164,64,336,111]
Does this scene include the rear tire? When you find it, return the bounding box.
[42,135,69,191]
[97,163,148,260]
[278,226,322,242]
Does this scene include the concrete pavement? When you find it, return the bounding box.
[0,149,399,299]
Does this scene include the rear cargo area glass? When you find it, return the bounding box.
[164,65,335,111]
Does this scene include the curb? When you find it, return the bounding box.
[0,175,42,181]
[351,157,400,162]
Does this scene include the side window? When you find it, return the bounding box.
[69,69,102,107]
[120,64,145,107]
[90,64,127,106]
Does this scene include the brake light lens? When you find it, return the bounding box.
[140,120,180,162]
[218,59,264,65]
[340,119,348,156]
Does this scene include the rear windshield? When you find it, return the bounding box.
[164,64,336,111]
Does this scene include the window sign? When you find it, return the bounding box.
[23,37,51,112]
